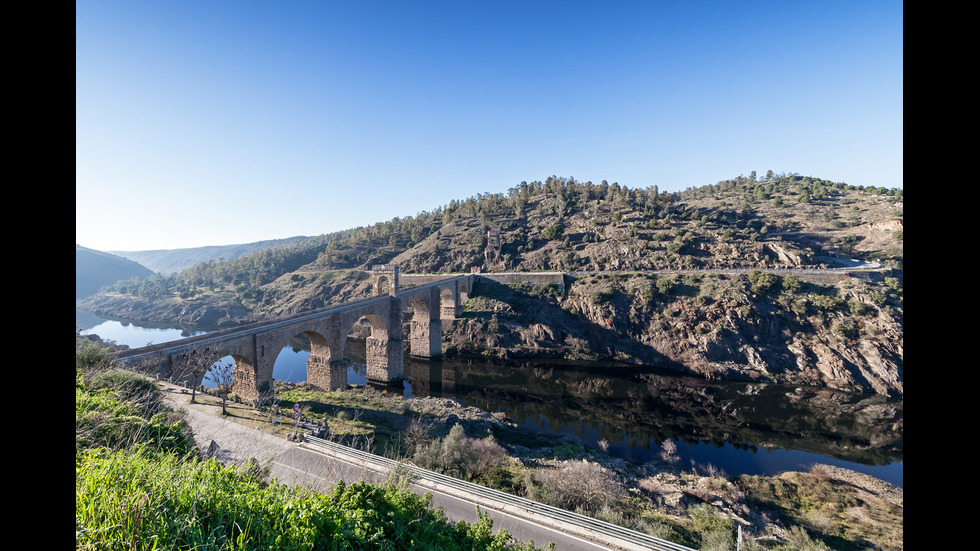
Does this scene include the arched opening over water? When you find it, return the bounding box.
[197,353,267,404]
[440,288,456,320]
[271,330,347,391]
[345,315,388,384]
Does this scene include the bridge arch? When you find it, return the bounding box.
[195,352,266,406]
[406,295,441,359]
[440,288,457,319]
[268,330,350,392]
[228,353,266,403]
[347,313,398,384]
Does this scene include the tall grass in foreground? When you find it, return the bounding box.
[76,446,541,550]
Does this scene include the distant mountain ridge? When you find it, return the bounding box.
[110,237,311,274]
[76,245,154,298]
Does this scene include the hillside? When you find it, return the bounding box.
[77,173,903,394]
[110,236,314,274]
[75,244,154,298]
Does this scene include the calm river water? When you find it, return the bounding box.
[77,309,903,488]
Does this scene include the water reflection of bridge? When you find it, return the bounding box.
[116,267,473,404]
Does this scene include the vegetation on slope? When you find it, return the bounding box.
[77,172,903,393]
[83,172,903,313]
[75,342,547,550]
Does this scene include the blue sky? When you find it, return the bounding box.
[76,1,903,252]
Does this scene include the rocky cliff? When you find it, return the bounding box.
[443,270,903,396]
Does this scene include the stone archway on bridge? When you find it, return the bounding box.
[408,296,441,359]
[281,330,347,392]
[350,313,400,384]
[371,265,399,296]
[228,354,267,405]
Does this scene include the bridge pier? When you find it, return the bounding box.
[410,319,443,359]
[365,336,403,384]
[307,355,348,391]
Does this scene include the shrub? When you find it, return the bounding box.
[542,224,564,240]
[848,300,869,316]
[533,459,625,514]
[809,294,843,312]
[831,319,859,340]
[411,424,506,481]
[748,270,777,294]
[76,343,113,372]
[590,288,616,305]
[468,437,508,479]
[402,415,434,456]
[689,503,734,549]
[781,275,802,293]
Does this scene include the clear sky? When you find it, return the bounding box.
[76,1,903,252]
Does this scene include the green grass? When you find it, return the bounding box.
[76,446,543,550]
[75,348,549,551]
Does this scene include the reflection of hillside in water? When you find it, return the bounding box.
[405,358,903,467]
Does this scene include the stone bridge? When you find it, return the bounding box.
[115,266,474,405]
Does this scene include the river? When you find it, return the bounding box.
[76,309,903,488]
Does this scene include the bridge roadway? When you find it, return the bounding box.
[162,383,695,551]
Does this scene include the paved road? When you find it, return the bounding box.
[160,384,621,551]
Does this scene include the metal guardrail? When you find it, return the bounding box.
[300,434,696,551]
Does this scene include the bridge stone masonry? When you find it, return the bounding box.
[115,266,474,405]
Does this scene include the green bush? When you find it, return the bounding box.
[76,343,112,371]
[831,319,859,341]
[781,275,802,293]
[748,270,778,294]
[412,424,507,482]
[689,503,734,550]
[542,224,564,240]
[848,300,869,316]
[809,294,843,312]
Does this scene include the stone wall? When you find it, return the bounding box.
[477,272,567,289]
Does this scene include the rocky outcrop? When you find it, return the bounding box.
[443,272,903,396]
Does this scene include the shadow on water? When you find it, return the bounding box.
[402,355,903,487]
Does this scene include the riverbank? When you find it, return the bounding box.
[187,379,901,550]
